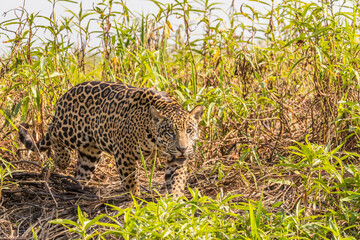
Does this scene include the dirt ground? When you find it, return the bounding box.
[0,134,305,239]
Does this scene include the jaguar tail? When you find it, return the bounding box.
[19,123,51,152]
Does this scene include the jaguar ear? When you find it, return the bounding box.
[150,106,165,124]
[189,105,205,123]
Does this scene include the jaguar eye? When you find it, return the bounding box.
[168,130,175,136]
[186,128,193,134]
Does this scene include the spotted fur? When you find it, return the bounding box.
[19,81,204,197]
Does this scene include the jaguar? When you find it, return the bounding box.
[19,81,204,197]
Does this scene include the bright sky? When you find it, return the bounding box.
[0,0,266,51]
[1,0,169,16]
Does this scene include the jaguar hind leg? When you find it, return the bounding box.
[75,147,102,180]
[165,159,188,198]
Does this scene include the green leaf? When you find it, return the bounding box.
[49,219,80,228]
[0,109,18,131]
[84,214,107,230]
[21,96,30,122]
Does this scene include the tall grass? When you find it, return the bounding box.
[1,0,360,238]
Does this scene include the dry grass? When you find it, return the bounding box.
[1,0,360,238]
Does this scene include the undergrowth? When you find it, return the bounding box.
[1,0,360,239]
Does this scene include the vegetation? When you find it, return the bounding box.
[1,0,360,239]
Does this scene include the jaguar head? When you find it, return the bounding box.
[150,105,204,161]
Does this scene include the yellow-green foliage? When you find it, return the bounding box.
[1,0,360,238]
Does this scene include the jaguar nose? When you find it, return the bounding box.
[176,146,188,155]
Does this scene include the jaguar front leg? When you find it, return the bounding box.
[75,147,102,181]
[114,150,139,196]
[165,158,188,198]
